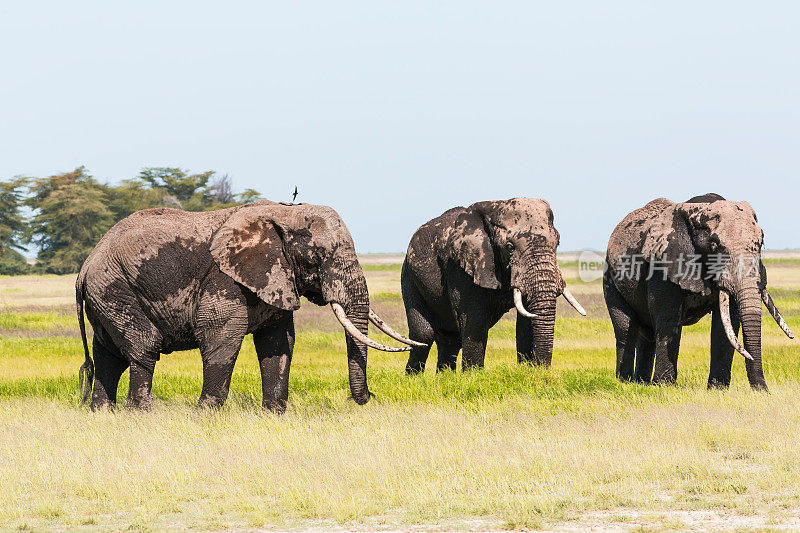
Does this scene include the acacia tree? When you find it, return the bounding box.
[0,177,29,274]
[104,178,175,221]
[26,167,114,274]
[236,188,263,204]
[137,167,216,210]
[135,167,255,211]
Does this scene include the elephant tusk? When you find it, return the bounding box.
[762,289,795,339]
[561,287,587,316]
[513,288,539,318]
[330,303,411,352]
[719,291,753,361]
[368,308,428,347]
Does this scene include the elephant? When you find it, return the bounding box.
[603,193,794,390]
[401,198,586,373]
[76,201,419,412]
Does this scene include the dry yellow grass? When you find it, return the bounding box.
[0,257,799,530]
[3,390,800,530]
[0,274,77,309]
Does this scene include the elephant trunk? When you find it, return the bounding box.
[344,300,371,404]
[727,255,767,390]
[735,279,767,391]
[515,247,559,366]
[718,291,751,361]
[332,256,372,404]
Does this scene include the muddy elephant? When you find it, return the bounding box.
[76,201,418,412]
[604,193,794,390]
[401,198,586,373]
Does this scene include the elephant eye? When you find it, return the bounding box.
[505,242,514,252]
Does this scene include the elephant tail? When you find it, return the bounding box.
[76,271,93,405]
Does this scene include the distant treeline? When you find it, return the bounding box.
[0,167,262,275]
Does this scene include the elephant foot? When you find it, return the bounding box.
[351,391,372,405]
[650,378,677,387]
[89,399,116,412]
[707,378,730,390]
[518,356,551,367]
[126,397,154,410]
[616,370,635,382]
[262,398,288,414]
[197,395,226,409]
[405,365,425,375]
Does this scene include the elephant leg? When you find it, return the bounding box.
[460,314,489,370]
[435,333,461,372]
[633,333,655,383]
[402,277,435,374]
[604,276,639,381]
[708,303,738,389]
[198,336,245,408]
[651,328,682,385]
[461,331,489,370]
[127,356,158,409]
[90,335,129,410]
[406,345,432,374]
[253,312,295,413]
[88,297,163,410]
[649,283,684,385]
[196,297,248,408]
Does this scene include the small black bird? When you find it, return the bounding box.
[292,186,298,202]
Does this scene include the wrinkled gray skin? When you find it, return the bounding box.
[604,193,785,390]
[402,198,575,372]
[77,201,374,412]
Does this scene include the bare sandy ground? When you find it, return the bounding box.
[553,508,800,532]
[246,508,800,532]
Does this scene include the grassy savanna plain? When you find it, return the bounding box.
[1,254,800,531]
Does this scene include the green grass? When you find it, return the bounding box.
[762,257,800,266]
[1,265,799,530]
[361,262,403,272]
[0,308,74,332]
[371,290,404,301]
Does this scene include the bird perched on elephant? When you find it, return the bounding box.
[401,198,586,373]
[604,193,794,390]
[76,201,418,412]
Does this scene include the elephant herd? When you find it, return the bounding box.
[76,194,795,412]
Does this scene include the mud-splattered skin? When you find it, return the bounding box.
[402,198,577,372]
[604,194,776,389]
[78,201,373,411]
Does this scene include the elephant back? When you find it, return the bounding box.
[405,207,465,273]
[607,198,673,267]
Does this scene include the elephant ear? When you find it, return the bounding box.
[210,207,301,310]
[448,207,500,289]
[641,205,709,294]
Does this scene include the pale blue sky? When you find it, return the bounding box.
[1,2,798,252]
